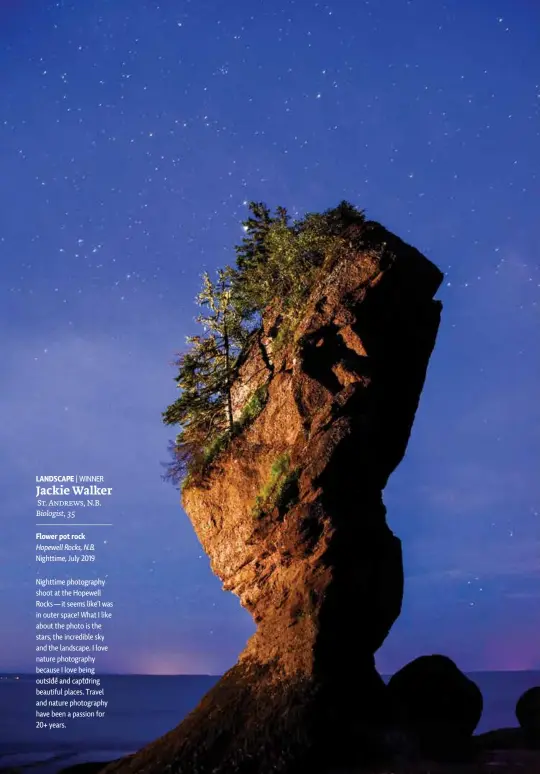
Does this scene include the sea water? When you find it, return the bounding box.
[0,672,538,774]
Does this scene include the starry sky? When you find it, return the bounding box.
[1,0,539,676]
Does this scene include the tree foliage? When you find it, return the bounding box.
[162,199,367,487]
[161,267,246,483]
[230,199,366,320]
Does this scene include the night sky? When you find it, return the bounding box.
[1,0,538,676]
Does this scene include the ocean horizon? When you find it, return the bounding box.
[1,671,539,774]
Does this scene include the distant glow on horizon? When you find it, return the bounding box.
[136,652,215,675]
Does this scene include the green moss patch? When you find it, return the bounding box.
[252,453,301,519]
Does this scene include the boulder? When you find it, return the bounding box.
[516,686,540,742]
[387,654,483,758]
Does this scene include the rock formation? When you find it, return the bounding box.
[102,222,443,774]
[386,654,483,759]
[516,686,540,743]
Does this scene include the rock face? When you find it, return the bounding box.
[103,223,443,774]
[386,654,483,758]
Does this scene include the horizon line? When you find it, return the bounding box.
[1,669,539,676]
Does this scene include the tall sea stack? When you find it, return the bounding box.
[102,220,443,774]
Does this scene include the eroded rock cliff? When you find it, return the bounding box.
[102,222,443,774]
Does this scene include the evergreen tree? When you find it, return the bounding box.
[321,199,366,235]
[161,334,227,478]
[232,202,284,319]
[161,266,246,480]
[195,267,246,431]
[294,200,365,241]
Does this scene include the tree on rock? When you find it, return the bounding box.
[162,199,369,487]
[162,267,245,481]
[232,201,288,320]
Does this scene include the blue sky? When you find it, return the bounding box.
[1,0,538,674]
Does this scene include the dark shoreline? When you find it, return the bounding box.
[2,731,540,774]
